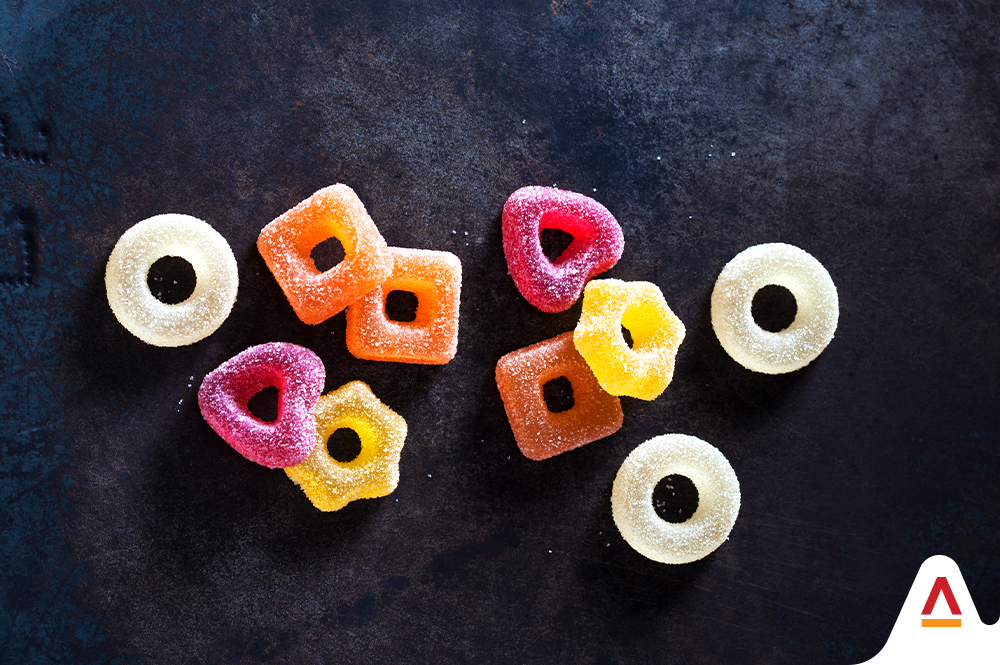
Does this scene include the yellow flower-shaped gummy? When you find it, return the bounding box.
[573,279,685,401]
[285,381,407,511]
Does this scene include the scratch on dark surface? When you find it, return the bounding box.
[31,266,87,293]
[574,553,716,594]
[731,583,825,621]
[687,610,759,636]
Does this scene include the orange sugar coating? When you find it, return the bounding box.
[284,381,407,512]
[257,184,393,325]
[345,247,461,364]
[495,332,623,461]
[573,279,686,401]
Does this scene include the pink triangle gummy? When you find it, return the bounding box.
[198,342,326,468]
[502,186,624,313]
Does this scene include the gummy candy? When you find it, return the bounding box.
[285,381,408,511]
[573,279,685,401]
[345,247,462,364]
[502,186,624,313]
[105,213,238,347]
[711,243,839,374]
[198,342,325,468]
[495,331,623,460]
[257,184,393,325]
[612,434,740,564]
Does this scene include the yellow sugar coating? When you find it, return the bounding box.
[612,434,740,564]
[346,247,462,364]
[284,381,407,511]
[573,279,685,400]
[711,243,838,374]
[105,213,238,347]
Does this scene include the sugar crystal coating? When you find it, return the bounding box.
[285,381,408,511]
[574,279,685,400]
[346,247,461,364]
[105,213,238,347]
[257,184,393,325]
[198,342,325,468]
[612,434,740,564]
[711,243,839,374]
[502,186,624,313]
[496,331,623,460]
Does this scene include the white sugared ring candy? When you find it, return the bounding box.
[106,214,238,347]
[711,242,838,374]
[612,434,740,564]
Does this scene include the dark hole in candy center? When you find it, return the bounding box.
[247,386,280,423]
[752,284,797,332]
[310,236,346,272]
[147,256,196,304]
[542,376,575,413]
[540,228,574,263]
[385,290,419,322]
[327,428,362,463]
[653,474,699,523]
[621,325,634,349]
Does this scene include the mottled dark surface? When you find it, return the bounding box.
[1,1,998,663]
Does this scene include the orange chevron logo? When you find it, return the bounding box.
[853,556,998,664]
[920,576,961,627]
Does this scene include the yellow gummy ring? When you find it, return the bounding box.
[285,381,407,512]
[711,243,838,374]
[573,279,685,400]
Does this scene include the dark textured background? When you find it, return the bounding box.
[1,1,998,663]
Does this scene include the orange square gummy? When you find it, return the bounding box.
[257,184,393,325]
[346,247,462,364]
[495,331,623,460]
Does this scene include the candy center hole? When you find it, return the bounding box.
[385,290,419,322]
[652,474,699,523]
[327,428,362,463]
[540,228,574,263]
[310,236,346,272]
[147,256,196,304]
[542,375,575,413]
[621,325,634,349]
[247,385,280,423]
[752,285,797,332]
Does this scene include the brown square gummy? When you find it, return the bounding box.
[495,331,623,460]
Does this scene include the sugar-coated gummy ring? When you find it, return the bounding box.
[284,381,408,511]
[106,214,238,347]
[612,434,740,564]
[573,279,685,401]
[711,243,838,374]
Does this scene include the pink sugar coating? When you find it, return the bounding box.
[198,342,325,469]
[502,186,624,313]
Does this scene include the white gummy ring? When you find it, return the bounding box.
[711,243,838,374]
[612,434,740,564]
[106,214,238,347]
